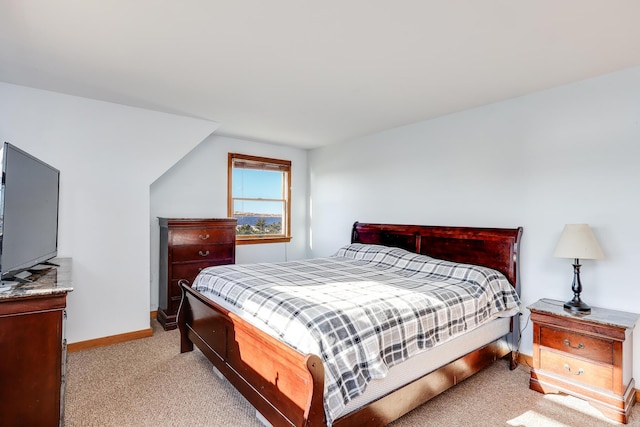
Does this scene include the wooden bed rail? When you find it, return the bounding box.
[178,281,326,426]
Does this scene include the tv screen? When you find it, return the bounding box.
[0,142,60,281]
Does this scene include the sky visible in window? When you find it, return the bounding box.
[233,169,283,215]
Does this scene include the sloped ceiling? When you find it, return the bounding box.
[2,1,640,148]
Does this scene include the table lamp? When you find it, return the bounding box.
[553,224,604,314]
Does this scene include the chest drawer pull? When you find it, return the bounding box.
[199,234,210,240]
[563,364,584,376]
[198,250,210,257]
[563,339,584,350]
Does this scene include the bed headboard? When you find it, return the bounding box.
[351,222,523,292]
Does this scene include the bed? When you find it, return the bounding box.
[177,222,523,426]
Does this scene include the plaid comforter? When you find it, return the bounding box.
[192,244,520,425]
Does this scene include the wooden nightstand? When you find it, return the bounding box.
[529,298,639,423]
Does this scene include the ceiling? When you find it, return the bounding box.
[2,1,640,149]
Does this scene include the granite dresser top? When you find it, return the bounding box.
[0,258,73,300]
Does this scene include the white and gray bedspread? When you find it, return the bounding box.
[192,243,520,424]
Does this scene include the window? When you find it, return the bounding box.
[228,153,291,244]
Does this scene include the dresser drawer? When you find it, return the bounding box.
[539,326,613,365]
[170,280,188,298]
[539,349,613,390]
[168,292,182,312]
[171,244,235,263]
[171,228,235,246]
[170,260,233,282]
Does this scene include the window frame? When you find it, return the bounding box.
[227,153,292,245]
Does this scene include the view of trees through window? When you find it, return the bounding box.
[236,218,282,235]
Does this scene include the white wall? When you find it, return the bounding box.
[309,67,640,379]
[150,134,309,310]
[0,82,218,343]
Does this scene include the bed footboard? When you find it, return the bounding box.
[178,281,326,427]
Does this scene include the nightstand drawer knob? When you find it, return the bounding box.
[563,364,584,375]
[563,339,584,350]
[199,234,210,240]
[198,250,210,257]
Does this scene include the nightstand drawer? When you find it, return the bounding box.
[540,349,613,390]
[539,326,613,364]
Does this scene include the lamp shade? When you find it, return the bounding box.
[554,224,604,260]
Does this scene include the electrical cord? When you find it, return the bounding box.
[513,310,532,368]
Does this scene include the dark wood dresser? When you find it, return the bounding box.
[0,258,73,427]
[158,218,236,330]
[529,298,638,423]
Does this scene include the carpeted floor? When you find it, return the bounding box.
[64,321,639,426]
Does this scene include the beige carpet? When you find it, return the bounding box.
[65,321,639,426]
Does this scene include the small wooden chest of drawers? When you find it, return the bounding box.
[158,218,237,330]
[529,298,639,423]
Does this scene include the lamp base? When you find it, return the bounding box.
[564,298,591,314]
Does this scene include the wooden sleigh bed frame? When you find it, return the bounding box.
[177,222,523,426]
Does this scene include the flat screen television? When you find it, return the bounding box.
[0,142,60,282]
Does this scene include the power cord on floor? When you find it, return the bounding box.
[513,310,532,369]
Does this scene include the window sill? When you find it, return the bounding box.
[236,236,292,245]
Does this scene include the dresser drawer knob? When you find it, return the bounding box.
[199,234,210,240]
[198,250,210,257]
[564,364,584,376]
[563,339,584,350]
